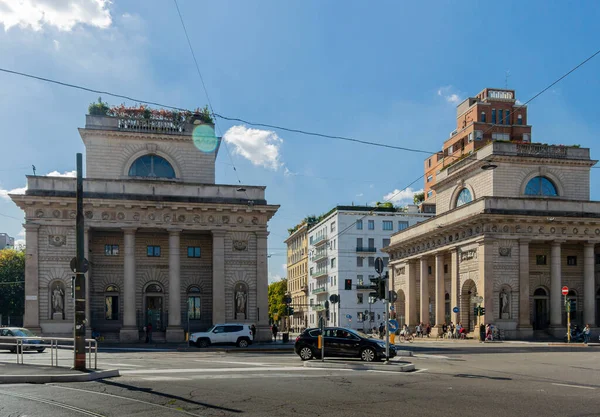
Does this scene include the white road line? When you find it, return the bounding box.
[413,354,450,359]
[140,376,192,381]
[551,383,596,390]
[193,359,272,366]
[413,368,428,373]
[97,362,142,368]
[139,373,337,381]
[120,366,317,375]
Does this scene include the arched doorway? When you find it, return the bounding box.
[533,287,549,330]
[395,290,406,326]
[144,283,164,331]
[460,280,478,332]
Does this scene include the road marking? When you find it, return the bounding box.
[413,354,450,359]
[413,368,428,373]
[97,362,142,367]
[121,366,317,375]
[0,389,106,417]
[140,376,192,381]
[551,383,596,390]
[139,373,338,381]
[193,359,272,366]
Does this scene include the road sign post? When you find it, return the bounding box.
[73,153,86,371]
[562,286,570,342]
[319,315,325,362]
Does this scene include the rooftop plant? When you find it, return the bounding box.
[87,100,214,124]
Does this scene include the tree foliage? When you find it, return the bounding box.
[0,249,25,317]
[268,278,288,323]
[413,191,425,204]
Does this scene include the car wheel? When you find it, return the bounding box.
[37,348,45,353]
[198,339,210,348]
[299,346,314,361]
[360,347,376,362]
[237,338,250,348]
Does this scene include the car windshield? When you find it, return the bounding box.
[347,329,370,339]
[13,329,35,337]
[205,326,215,333]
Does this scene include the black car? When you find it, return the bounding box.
[294,327,396,362]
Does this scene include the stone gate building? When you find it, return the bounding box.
[11,112,279,342]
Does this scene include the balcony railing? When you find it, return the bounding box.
[356,247,377,253]
[313,305,325,312]
[516,143,568,158]
[312,235,327,246]
[312,287,327,295]
[313,253,327,262]
[310,269,328,279]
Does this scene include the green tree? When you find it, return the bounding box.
[413,191,425,204]
[0,249,25,319]
[268,278,288,323]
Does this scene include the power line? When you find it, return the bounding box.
[0,212,23,221]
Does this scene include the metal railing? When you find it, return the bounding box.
[356,247,377,253]
[0,336,98,370]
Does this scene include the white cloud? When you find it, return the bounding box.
[53,39,60,50]
[223,125,283,170]
[382,187,423,206]
[356,193,364,197]
[0,170,76,199]
[282,263,287,272]
[437,86,462,104]
[268,273,283,284]
[0,0,112,32]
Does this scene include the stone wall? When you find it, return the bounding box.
[224,231,258,323]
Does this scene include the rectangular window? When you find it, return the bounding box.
[188,296,201,320]
[492,109,496,124]
[481,112,486,123]
[428,266,432,275]
[518,115,523,125]
[448,145,454,154]
[444,264,448,274]
[383,221,393,231]
[368,220,374,230]
[357,275,364,286]
[536,255,547,265]
[382,238,390,248]
[427,175,433,182]
[368,257,375,267]
[492,133,510,141]
[105,296,119,320]
[428,158,431,168]
[427,190,433,198]
[356,220,363,230]
[567,256,577,266]
[187,247,201,258]
[357,257,363,267]
[498,109,503,124]
[368,238,375,250]
[331,222,336,233]
[104,244,119,256]
[331,258,336,268]
[505,110,510,125]
[357,293,364,304]
[522,133,530,142]
[147,246,161,257]
[398,221,409,231]
[357,238,363,249]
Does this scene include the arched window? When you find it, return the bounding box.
[145,284,163,293]
[128,154,175,179]
[105,285,119,321]
[187,286,201,320]
[533,288,548,297]
[456,188,473,207]
[525,176,558,197]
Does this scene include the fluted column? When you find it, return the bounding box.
[419,257,429,324]
[120,228,138,342]
[212,230,227,325]
[406,260,417,326]
[583,242,596,326]
[434,253,445,333]
[450,249,459,325]
[256,231,270,341]
[550,241,563,328]
[166,229,184,342]
[518,239,533,336]
[23,223,41,332]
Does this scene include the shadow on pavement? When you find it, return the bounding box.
[99,379,242,413]
[454,373,512,381]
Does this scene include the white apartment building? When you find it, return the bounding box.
[306,205,432,331]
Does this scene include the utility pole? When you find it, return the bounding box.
[384,274,389,362]
[73,153,86,371]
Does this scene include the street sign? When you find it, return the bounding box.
[329,294,340,304]
[388,319,399,332]
[453,306,459,313]
[561,286,569,296]
[345,314,352,319]
[390,305,395,311]
[374,257,384,274]
[70,257,89,274]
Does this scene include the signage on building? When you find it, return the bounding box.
[488,90,514,99]
[460,249,477,262]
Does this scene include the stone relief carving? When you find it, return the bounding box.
[193,215,200,223]
[396,266,406,275]
[503,225,509,232]
[222,215,230,224]
[500,289,510,319]
[148,213,155,221]
[252,217,259,225]
[550,227,556,233]
[178,215,185,222]
[53,210,61,218]
[133,212,140,221]
[117,212,125,220]
[573,228,578,234]
[35,209,44,218]
[164,214,171,222]
[48,235,66,247]
[233,240,248,251]
[234,282,248,319]
[499,247,511,257]
[69,210,76,219]
[102,212,110,220]
[85,211,93,219]
[51,282,65,318]
[460,249,477,262]
[208,216,214,223]
[237,216,244,224]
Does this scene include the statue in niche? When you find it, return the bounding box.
[500,289,510,319]
[235,283,247,319]
[52,284,65,318]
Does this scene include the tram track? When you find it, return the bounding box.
[0,389,106,416]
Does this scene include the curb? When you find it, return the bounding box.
[0,369,120,384]
[547,343,590,346]
[177,347,294,353]
[303,360,415,372]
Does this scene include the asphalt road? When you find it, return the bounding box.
[0,341,599,417]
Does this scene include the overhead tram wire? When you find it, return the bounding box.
[172,0,247,192]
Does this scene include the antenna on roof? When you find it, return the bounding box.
[32,165,36,176]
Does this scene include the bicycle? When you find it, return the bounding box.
[399,333,414,343]
[492,327,505,341]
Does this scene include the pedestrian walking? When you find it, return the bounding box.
[250,324,257,340]
[379,322,385,339]
[415,323,422,338]
[145,323,153,343]
[272,323,278,341]
[583,324,591,344]
[426,323,431,338]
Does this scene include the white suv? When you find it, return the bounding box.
[190,324,254,348]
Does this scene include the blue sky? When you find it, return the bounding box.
[0,1,599,282]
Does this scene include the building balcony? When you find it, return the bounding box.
[312,235,327,246]
[312,252,327,262]
[310,269,328,279]
[85,114,212,136]
[312,287,327,295]
[313,305,325,312]
[356,247,377,253]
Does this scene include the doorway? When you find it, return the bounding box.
[144,283,164,331]
[533,287,549,330]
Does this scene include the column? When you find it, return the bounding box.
[23,223,41,332]
[450,249,459,325]
[478,238,494,328]
[583,242,596,326]
[212,230,227,325]
[550,241,563,329]
[518,239,533,336]
[120,228,138,342]
[406,260,417,326]
[167,229,184,342]
[419,257,429,325]
[256,231,270,341]
[84,227,91,338]
[434,253,445,334]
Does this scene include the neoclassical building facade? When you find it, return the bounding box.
[384,141,600,338]
[11,113,279,342]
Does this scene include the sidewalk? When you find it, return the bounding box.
[98,340,295,353]
[0,362,119,384]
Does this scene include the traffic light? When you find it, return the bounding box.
[479,307,486,316]
[377,279,386,300]
[288,306,294,315]
[71,276,76,299]
[325,300,330,320]
[473,306,479,316]
[344,279,352,291]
